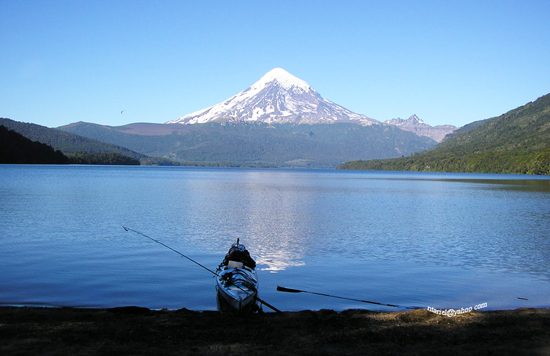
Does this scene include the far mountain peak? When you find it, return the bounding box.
[408,114,425,124]
[384,115,456,143]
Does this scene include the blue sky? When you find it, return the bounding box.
[1,0,549,128]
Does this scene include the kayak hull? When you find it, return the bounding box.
[215,265,259,314]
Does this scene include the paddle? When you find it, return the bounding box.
[255,296,282,313]
[277,286,419,309]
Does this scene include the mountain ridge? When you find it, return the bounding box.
[54,68,443,167]
[4,68,461,168]
[59,120,437,168]
[384,115,456,142]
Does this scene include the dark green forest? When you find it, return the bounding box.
[1,121,144,165]
[67,152,140,165]
[339,93,550,175]
[0,125,68,164]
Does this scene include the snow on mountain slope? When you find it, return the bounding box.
[168,68,378,125]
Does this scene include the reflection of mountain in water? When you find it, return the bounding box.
[255,251,306,273]
[235,171,321,272]
[170,169,320,272]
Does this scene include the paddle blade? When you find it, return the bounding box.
[277,286,303,293]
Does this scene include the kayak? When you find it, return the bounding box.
[122,227,274,312]
[215,240,260,313]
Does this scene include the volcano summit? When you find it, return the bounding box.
[168,68,378,125]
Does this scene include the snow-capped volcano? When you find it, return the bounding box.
[168,68,378,125]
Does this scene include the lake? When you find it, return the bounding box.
[1,165,549,312]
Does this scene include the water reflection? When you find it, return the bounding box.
[441,178,550,192]
[162,169,315,272]
[356,171,550,192]
[223,171,314,272]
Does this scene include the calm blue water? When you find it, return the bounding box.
[1,165,549,312]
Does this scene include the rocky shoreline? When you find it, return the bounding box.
[1,306,549,355]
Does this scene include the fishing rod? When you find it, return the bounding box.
[123,226,281,313]
[277,286,421,310]
[123,226,218,276]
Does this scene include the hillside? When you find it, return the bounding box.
[59,121,437,168]
[0,125,68,164]
[338,93,550,175]
[0,118,147,161]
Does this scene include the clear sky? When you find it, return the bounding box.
[1,0,549,128]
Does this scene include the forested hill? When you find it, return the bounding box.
[0,118,146,161]
[0,125,68,164]
[338,93,550,175]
